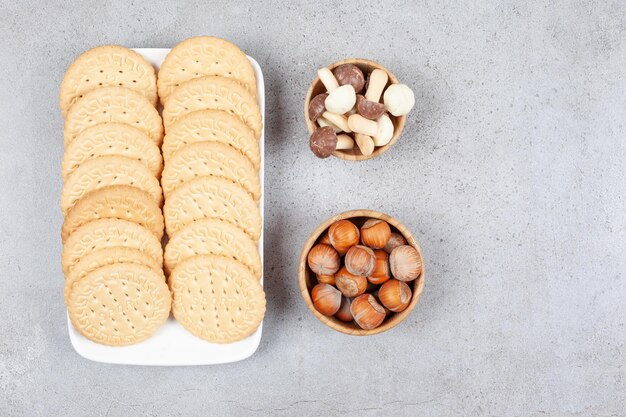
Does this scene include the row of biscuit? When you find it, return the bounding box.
[159,37,266,343]
[59,46,170,346]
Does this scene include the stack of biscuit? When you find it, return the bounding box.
[160,37,266,343]
[59,46,170,346]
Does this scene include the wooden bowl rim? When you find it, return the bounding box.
[297,209,425,336]
[304,58,407,162]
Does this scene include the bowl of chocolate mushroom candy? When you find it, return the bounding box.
[304,58,415,161]
[298,210,425,335]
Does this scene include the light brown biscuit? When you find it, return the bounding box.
[67,263,170,346]
[162,76,262,139]
[157,36,256,104]
[161,141,260,201]
[61,218,163,275]
[61,185,164,242]
[61,122,163,181]
[162,109,260,168]
[169,254,265,344]
[163,176,261,240]
[59,45,157,117]
[64,246,160,305]
[60,155,162,215]
[63,86,163,146]
[164,218,261,278]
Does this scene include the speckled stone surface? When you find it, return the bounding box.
[1,1,624,416]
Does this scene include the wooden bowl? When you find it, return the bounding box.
[304,58,407,161]
[298,210,425,335]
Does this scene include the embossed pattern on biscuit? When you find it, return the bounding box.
[162,109,260,168]
[63,86,163,146]
[61,218,163,275]
[67,263,170,346]
[164,218,261,278]
[61,185,164,242]
[64,247,161,305]
[161,141,260,200]
[162,75,262,139]
[157,36,257,104]
[59,45,157,117]
[61,122,163,181]
[169,254,265,344]
[163,176,261,240]
[61,155,162,215]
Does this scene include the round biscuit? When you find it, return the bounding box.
[59,45,157,117]
[61,123,162,181]
[67,263,170,346]
[64,247,160,305]
[164,218,261,278]
[169,254,265,344]
[64,86,163,146]
[61,218,163,275]
[162,109,260,168]
[60,155,162,215]
[161,141,260,201]
[61,185,164,242]
[163,176,261,240]
[162,75,262,139]
[157,36,256,104]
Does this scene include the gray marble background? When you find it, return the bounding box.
[1,1,624,416]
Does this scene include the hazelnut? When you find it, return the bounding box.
[356,95,385,120]
[335,266,367,298]
[328,219,359,255]
[332,64,365,94]
[308,93,328,121]
[345,245,375,276]
[368,250,391,285]
[351,294,386,330]
[383,232,407,254]
[389,245,422,282]
[335,297,353,322]
[311,283,341,316]
[307,243,341,275]
[309,126,337,158]
[378,279,412,312]
[317,273,335,285]
[360,219,391,249]
[318,232,331,245]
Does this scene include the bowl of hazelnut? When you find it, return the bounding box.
[305,58,415,161]
[298,210,425,335]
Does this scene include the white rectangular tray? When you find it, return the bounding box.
[67,48,265,366]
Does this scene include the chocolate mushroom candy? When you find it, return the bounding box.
[332,64,365,94]
[383,84,415,116]
[356,95,385,120]
[308,93,328,121]
[309,126,338,158]
[364,69,389,103]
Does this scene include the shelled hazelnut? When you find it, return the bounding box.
[308,61,415,158]
[306,217,422,330]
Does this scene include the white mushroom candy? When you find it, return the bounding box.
[372,114,394,146]
[325,84,356,115]
[383,84,415,116]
